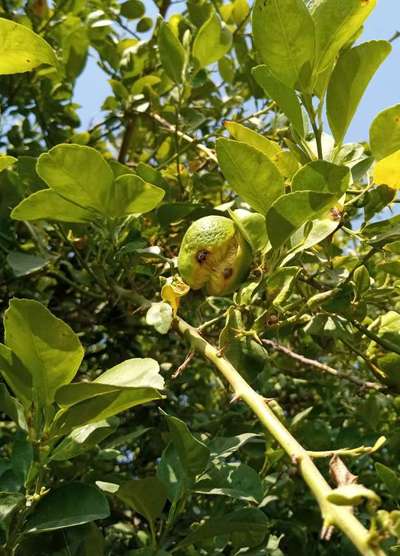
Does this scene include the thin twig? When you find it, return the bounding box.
[261,338,383,391]
[145,112,218,163]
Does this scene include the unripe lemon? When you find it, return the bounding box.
[178,215,252,296]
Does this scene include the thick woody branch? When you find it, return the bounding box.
[175,316,385,556]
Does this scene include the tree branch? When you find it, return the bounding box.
[145,112,218,163]
[261,338,383,391]
[175,316,385,556]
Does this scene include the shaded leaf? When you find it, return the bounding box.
[375,462,400,499]
[0,344,32,406]
[292,160,351,195]
[252,65,305,136]
[117,477,167,525]
[266,191,336,248]
[7,251,48,277]
[177,508,268,549]
[24,483,110,533]
[51,419,118,461]
[165,414,210,478]
[195,462,263,503]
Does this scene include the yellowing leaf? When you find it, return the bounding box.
[373,150,400,189]
[161,277,190,314]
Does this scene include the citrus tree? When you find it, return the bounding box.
[0,0,400,555]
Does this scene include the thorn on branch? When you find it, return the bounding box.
[320,522,335,541]
[172,350,195,379]
[329,455,358,488]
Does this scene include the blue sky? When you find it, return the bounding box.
[75,0,400,143]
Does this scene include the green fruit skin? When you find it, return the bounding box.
[178,215,253,296]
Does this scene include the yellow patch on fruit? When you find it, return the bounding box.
[373,149,400,189]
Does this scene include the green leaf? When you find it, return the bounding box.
[56,358,164,406]
[53,359,164,434]
[117,477,167,525]
[291,160,351,195]
[11,432,33,484]
[216,138,284,214]
[0,492,24,522]
[0,344,32,406]
[370,104,400,161]
[218,56,235,83]
[0,18,57,75]
[231,209,268,253]
[327,484,381,507]
[106,174,165,218]
[157,443,189,502]
[225,121,282,160]
[4,298,84,406]
[51,523,105,556]
[208,433,259,460]
[24,483,110,533]
[0,155,16,172]
[0,384,28,430]
[281,217,338,265]
[50,419,118,461]
[362,215,400,246]
[327,41,391,144]
[312,0,377,76]
[252,0,315,91]
[192,12,232,69]
[252,65,305,136]
[37,144,114,213]
[267,267,299,307]
[375,463,400,499]
[195,462,263,503]
[7,251,48,277]
[176,508,268,549]
[11,189,93,223]
[158,21,186,83]
[120,0,145,19]
[165,414,210,478]
[266,191,336,248]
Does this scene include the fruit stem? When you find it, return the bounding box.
[175,316,386,556]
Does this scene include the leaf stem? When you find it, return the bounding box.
[175,316,386,556]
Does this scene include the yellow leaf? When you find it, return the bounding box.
[161,277,190,314]
[373,149,400,189]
